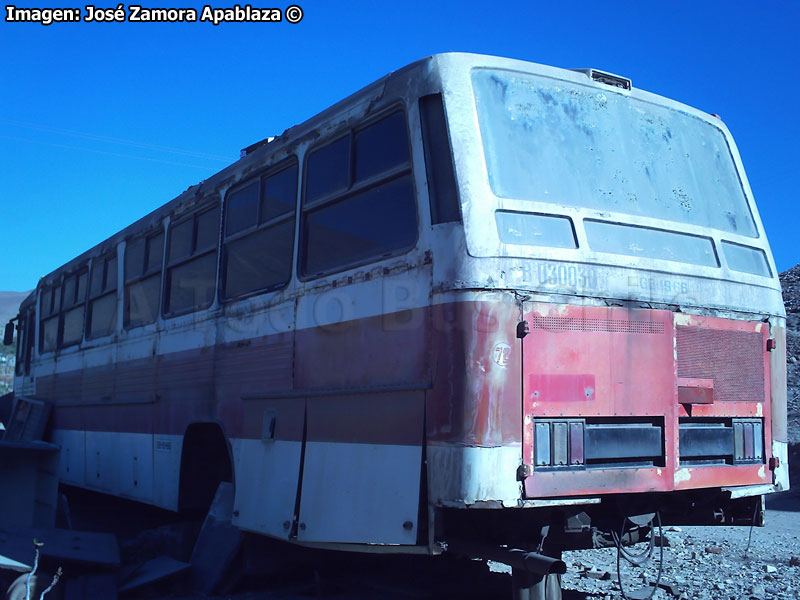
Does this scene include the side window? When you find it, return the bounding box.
[23,310,35,374]
[39,268,88,352]
[419,94,460,224]
[165,205,220,315]
[39,283,60,352]
[88,252,118,338]
[60,269,88,347]
[125,231,164,328]
[301,110,417,277]
[223,161,297,299]
[14,308,35,375]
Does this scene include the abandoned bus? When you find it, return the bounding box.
[8,53,787,596]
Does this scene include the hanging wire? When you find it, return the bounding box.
[743,498,759,559]
[613,512,663,600]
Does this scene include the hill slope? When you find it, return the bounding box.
[780,265,800,443]
[0,291,31,329]
[0,291,29,394]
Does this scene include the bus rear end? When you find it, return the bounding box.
[426,54,787,541]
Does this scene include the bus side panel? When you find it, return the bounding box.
[427,298,520,446]
[426,298,522,506]
[297,391,424,544]
[770,322,790,490]
[232,398,304,538]
[51,428,85,486]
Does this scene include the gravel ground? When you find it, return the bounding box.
[558,491,800,600]
[141,489,800,600]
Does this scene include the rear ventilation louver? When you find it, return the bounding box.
[529,316,664,335]
[676,326,764,402]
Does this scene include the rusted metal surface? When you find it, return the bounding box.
[519,306,773,498]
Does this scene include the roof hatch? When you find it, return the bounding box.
[572,68,632,90]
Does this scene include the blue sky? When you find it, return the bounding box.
[1,1,798,292]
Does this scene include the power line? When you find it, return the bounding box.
[0,118,233,163]
[0,134,219,170]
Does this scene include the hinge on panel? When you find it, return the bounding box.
[516,320,530,339]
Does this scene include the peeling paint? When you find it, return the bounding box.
[757,404,763,417]
[674,468,691,484]
[758,465,766,479]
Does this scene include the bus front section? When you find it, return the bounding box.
[426,55,787,552]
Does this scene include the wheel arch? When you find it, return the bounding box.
[178,421,234,514]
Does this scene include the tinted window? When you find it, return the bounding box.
[420,94,460,224]
[261,167,297,222]
[126,238,146,279]
[125,230,164,328]
[167,253,217,313]
[227,182,259,236]
[88,253,118,338]
[165,205,220,315]
[90,262,104,297]
[224,220,294,298]
[39,270,89,350]
[23,311,35,373]
[146,234,163,274]
[196,206,220,251]
[89,293,117,338]
[41,288,52,317]
[42,317,58,352]
[306,137,349,203]
[77,271,88,303]
[107,256,118,289]
[301,111,417,277]
[92,255,117,296]
[168,219,193,262]
[303,176,416,275]
[52,284,61,313]
[126,274,161,326]
[62,306,84,346]
[222,163,297,300]
[355,112,409,182]
[63,275,76,307]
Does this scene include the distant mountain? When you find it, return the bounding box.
[0,291,32,332]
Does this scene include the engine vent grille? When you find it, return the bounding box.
[529,316,665,335]
[676,326,764,402]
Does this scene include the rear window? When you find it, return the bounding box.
[472,69,758,238]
